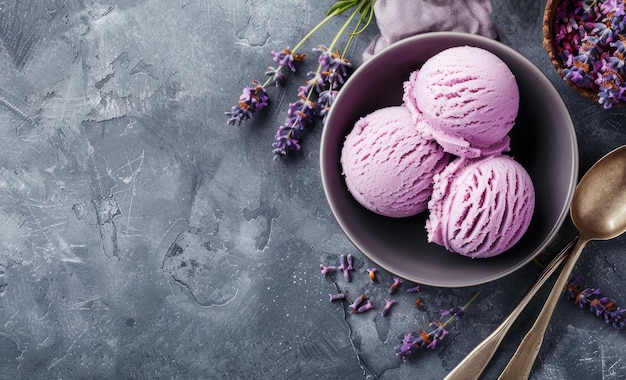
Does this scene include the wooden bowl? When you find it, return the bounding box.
[543,0,601,102]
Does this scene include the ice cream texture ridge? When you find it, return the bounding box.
[340,45,535,258]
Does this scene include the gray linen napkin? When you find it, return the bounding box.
[363,0,497,61]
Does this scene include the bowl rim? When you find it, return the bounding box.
[320,31,579,287]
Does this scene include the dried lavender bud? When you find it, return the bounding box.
[406,285,421,293]
[225,81,269,125]
[337,254,350,281]
[338,254,346,271]
[342,268,351,282]
[356,300,374,314]
[381,298,396,317]
[388,277,403,294]
[329,293,345,302]
[320,264,336,276]
[395,292,479,362]
[347,254,354,271]
[426,321,449,349]
[440,306,465,320]
[566,279,625,329]
[271,48,305,72]
[348,294,365,312]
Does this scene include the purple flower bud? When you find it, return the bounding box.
[265,66,285,87]
[225,81,269,125]
[348,294,365,312]
[406,285,421,293]
[356,300,374,314]
[574,287,602,308]
[320,264,336,276]
[271,48,305,72]
[337,254,350,281]
[329,293,345,302]
[388,277,403,294]
[381,298,396,317]
[441,306,465,320]
[338,254,346,271]
[342,268,351,282]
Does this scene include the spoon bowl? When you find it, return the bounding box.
[571,146,626,240]
[498,145,626,379]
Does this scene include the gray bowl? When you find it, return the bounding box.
[320,32,578,287]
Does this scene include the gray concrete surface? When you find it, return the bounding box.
[0,1,624,379]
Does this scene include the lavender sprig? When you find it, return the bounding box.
[566,279,625,329]
[271,5,367,159]
[395,292,480,362]
[226,0,374,158]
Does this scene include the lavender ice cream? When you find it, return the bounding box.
[341,106,450,218]
[403,46,520,158]
[426,155,535,258]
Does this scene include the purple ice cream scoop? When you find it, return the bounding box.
[426,155,535,258]
[341,105,450,218]
[403,46,520,158]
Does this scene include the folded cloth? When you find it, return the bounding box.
[363,0,498,61]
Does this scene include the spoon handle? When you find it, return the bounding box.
[444,236,578,380]
[497,237,588,380]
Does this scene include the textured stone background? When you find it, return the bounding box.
[0,1,624,379]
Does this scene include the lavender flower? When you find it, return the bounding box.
[320,264,336,276]
[388,277,403,294]
[314,44,352,87]
[348,294,366,313]
[329,293,345,302]
[395,292,480,362]
[347,254,354,271]
[573,286,602,308]
[356,299,374,314]
[426,321,449,349]
[271,48,305,73]
[265,66,285,87]
[600,0,625,18]
[381,298,396,316]
[316,89,338,122]
[406,285,421,293]
[336,253,351,282]
[566,279,625,329]
[271,46,352,159]
[226,0,374,158]
[395,329,433,362]
[225,81,269,125]
[440,305,466,320]
[272,97,316,159]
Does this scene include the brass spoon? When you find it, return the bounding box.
[498,145,626,379]
[443,237,576,380]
